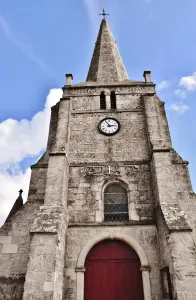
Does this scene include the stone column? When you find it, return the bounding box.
[53,97,70,153]
[76,268,85,300]
[144,93,196,300]
[106,93,111,109]
[143,94,172,150]
[141,267,152,300]
[45,97,71,207]
[22,97,71,300]
[22,211,68,300]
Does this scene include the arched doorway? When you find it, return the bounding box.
[84,240,144,300]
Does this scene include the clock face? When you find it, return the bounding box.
[98,118,120,136]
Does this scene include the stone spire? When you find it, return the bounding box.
[5,189,23,223]
[86,19,129,84]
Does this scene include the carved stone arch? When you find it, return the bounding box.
[76,231,152,300]
[77,231,148,267]
[102,177,130,193]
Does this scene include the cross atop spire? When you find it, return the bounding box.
[99,8,109,19]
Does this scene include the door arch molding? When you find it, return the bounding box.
[76,231,152,300]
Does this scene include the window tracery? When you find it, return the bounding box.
[104,183,129,222]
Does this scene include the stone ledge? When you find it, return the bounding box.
[31,163,48,169]
[152,148,171,153]
[140,265,151,272]
[61,97,71,101]
[75,267,86,273]
[69,160,151,167]
[49,152,66,156]
[63,83,156,91]
[71,109,143,114]
[68,221,156,227]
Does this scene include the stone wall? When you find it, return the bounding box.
[69,111,149,164]
[71,92,143,112]
[67,86,161,165]
[47,103,59,151]
[68,164,154,223]
[28,166,48,203]
[0,201,41,300]
[72,95,100,111]
[0,153,47,299]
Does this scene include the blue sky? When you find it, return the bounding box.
[0,0,196,223]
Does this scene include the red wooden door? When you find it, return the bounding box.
[84,240,144,300]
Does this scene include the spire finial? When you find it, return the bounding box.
[19,189,23,197]
[99,8,109,19]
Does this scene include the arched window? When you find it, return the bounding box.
[100,91,106,109]
[104,183,129,222]
[110,91,116,109]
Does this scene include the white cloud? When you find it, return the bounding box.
[175,72,196,98]
[0,89,62,165]
[0,13,48,71]
[157,80,170,90]
[0,88,62,225]
[179,72,196,92]
[170,103,190,114]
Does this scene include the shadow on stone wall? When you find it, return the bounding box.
[0,275,25,300]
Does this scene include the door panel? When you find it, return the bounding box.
[113,260,144,300]
[84,240,144,300]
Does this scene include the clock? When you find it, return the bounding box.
[98,118,120,136]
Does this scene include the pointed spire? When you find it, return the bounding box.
[5,189,23,223]
[86,19,129,84]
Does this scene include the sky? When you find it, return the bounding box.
[0,0,196,224]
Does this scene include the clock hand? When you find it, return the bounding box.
[105,120,111,127]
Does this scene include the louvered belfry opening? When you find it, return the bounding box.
[100,91,106,109]
[110,91,117,109]
[104,183,129,222]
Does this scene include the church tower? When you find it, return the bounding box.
[1,16,196,300]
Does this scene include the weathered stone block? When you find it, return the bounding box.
[0,236,11,244]
[28,254,55,273]
[2,244,18,254]
[44,281,54,292]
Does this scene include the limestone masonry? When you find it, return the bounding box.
[0,18,196,300]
